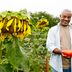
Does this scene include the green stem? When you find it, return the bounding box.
[0,40,2,61]
[0,50,2,60]
[17,69,18,72]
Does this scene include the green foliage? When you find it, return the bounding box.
[0,9,59,72]
[0,9,30,20]
[0,63,13,72]
[30,11,59,28]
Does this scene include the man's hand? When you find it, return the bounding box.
[53,48,62,55]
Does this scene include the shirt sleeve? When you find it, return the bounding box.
[46,27,58,53]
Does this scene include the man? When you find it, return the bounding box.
[46,9,72,72]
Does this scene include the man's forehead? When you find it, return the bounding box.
[61,9,72,15]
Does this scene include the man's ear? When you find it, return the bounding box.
[60,15,61,17]
[59,15,61,19]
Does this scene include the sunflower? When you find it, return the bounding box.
[36,18,49,28]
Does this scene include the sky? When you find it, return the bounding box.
[0,0,72,18]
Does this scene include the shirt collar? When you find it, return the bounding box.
[57,22,71,26]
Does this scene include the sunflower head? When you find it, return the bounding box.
[36,18,49,28]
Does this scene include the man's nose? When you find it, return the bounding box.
[65,17,69,20]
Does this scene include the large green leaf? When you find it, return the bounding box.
[3,37,24,71]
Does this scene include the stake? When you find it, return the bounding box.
[46,57,48,72]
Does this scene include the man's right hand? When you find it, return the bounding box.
[53,48,62,55]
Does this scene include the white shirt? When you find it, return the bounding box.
[46,23,72,72]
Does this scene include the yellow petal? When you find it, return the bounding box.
[17,20,22,32]
[6,18,14,31]
[26,25,31,35]
[17,33,25,40]
[23,23,27,33]
[14,18,17,33]
[0,21,4,29]
[0,30,1,33]
[1,33,6,41]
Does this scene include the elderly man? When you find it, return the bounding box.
[46,9,72,72]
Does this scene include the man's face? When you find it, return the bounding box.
[60,11,72,26]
